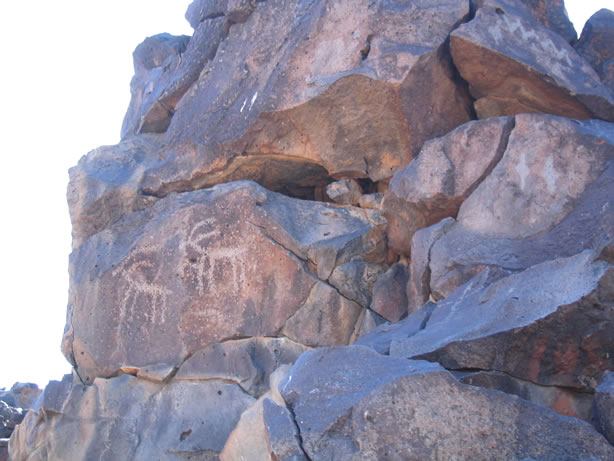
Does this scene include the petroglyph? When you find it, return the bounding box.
[112,246,172,333]
[183,218,249,297]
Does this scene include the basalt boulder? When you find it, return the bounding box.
[278,346,614,460]
[63,180,387,382]
[427,114,614,300]
[382,116,514,255]
[371,248,614,391]
[594,370,614,445]
[140,0,474,199]
[451,3,614,120]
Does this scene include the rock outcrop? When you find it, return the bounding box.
[9,0,614,459]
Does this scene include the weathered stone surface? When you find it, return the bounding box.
[120,33,190,138]
[407,218,455,313]
[121,17,227,138]
[357,192,383,209]
[0,439,7,461]
[370,262,409,322]
[575,9,614,93]
[518,0,577,43]
[594,370,614,445]
[141,0,473,199]
[67,134,163,247]
[220,365,307,461]
[383,117,513,255]
[174,337,308,397]
[0,384,40,412]
[325,179,363,205]
[329,260,386,308]
[63,180,386,382]
[451,5,614,120]
[186,0,259,29]
[9,374,255,461]
[457,370,594,421]
[428,115,614,299]
[280,346,614,460]
[390,249,614,391]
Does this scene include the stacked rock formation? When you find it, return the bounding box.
[9,0,614,460]
[0,384,40,461]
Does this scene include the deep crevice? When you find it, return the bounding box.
[283,400,314,461]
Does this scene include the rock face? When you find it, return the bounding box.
[10,1,614,460]
[63,180,386,382]
[140,0,474,199]
[451,3,614,120]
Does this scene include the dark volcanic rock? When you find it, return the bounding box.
[518,0,577,43]
[390,249,614,391]
[63,180,386,382]
[451,4,614,120]
[594,370,614,445]
[67,134,163,247]
[428,115,614,299]
[141,0,474,199]
[279,346,614,460]
[575,9,614,94]
[370,261,409,322]
[121,17,228,138]
[382,116,513,255]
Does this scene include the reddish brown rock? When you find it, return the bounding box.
[390,249,614,391]
[382,117,513,255]
[451,5,614,120]
[575,9,614,93]
[428,115,614,299]
[63,181,386,382]
[457,370,594,421]
[141,0,473,199]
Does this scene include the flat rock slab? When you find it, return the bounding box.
[279,346,614,460]
[451,5,614,120]
[63,180,386,382]
[390,249,614,391]
[141,0,474,198]
[428,115,614,299]
[9,374,255,461]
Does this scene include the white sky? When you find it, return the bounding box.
[0,0,610,390]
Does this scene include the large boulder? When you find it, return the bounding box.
[575,9,614,94]
[426,115,614,299]
[278,346,614,460]
[517,0,577,43]
[140,0,474,199]
[382,116,514,255]
[63,180,387,382]
[451,3,614,120]
[372,248,614,391]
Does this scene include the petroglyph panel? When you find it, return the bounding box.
[66,182,387,380]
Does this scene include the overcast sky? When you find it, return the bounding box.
[0,0,610,390]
